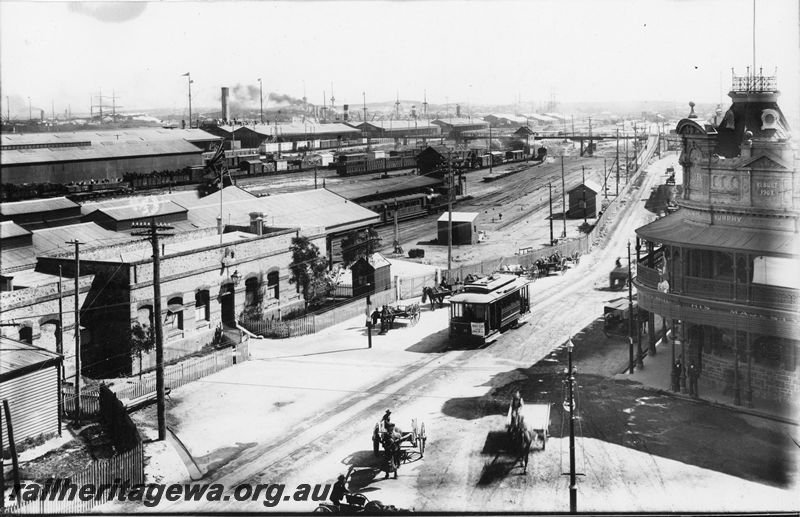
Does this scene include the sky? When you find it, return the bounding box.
[1,0,798,121]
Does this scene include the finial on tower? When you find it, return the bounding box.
[688,101,697,119]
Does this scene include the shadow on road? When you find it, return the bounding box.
[440,326,797,488]
[404,328,450,354]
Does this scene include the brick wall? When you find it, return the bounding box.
[701,352,800,402]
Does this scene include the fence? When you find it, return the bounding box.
[108,343,247,406]
[240,288,396,338]
[8,387,143,515]
[61,383,100,419]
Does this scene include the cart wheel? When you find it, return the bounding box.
[418,423,426,456]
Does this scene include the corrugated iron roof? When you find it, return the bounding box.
[1,128,221,146]
[569,180,603,195]
[327,176,440,201]
[636,211,800,258]
[2,139,203,165]
[238,123,360,138]
[91,200,188,222]
[431,119,490,128]
[0,221,32,239]
[1,197,79,216]
[0,337,61,377]
[1,222,134,273]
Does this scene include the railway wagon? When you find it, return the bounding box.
[449,274,531,346]
[335,156,417,176]
[360,192,443,225]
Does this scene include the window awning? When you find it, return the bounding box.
[167,304,183,314]
[636,212,800,258]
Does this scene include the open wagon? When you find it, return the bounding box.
[507,403,551,473]
[385,302,421,329]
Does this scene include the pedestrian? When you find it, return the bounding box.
[330,474,349,506]
[371,308,380,327]
[671,358,682,392]
[688,360,699,398]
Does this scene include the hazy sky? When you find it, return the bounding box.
[1,0,798,119]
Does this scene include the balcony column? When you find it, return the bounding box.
[733,329,742,406]
[745,331,754,408]
[635,237,641,263]
[732,253,738,302]
[679,320,687,393]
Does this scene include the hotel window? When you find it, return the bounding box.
[195,290,210,322]
[245,277,260,307]
[267,271,280,300]
[165,297,184,331]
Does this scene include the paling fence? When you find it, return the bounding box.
[108,342,248,406]
[241,288,396,338]
[397,273,437,300]
[8,386,143,515]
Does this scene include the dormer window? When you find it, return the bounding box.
[761,109,779,130]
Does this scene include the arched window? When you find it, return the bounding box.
[267,271,280,300]
[245,277,260,307]
[137,305,154,328]
[195,290,210,322]
[166,297,183,331]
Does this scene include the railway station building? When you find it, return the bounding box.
[633,73,800,406]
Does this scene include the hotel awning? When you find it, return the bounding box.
[636,212,800,258]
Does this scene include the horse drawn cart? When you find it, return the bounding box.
[609,266,629,290]
[507,403,551,473]
[386,303,421,328]
[372,418,426,479]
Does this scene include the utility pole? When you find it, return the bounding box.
[566,337,577,513]
[447,152,453,279]
[132,218,174,441]
[65,240,83,425]
[635,239,644,369]
[258,78,263,124]
[625,133,630,183]
[187,73,193,128]
[548,183,554,245]
[603,158,608,200]
[560,155,567,238]
[615,128,620,196]
[488,125,493,175]
[581,166,587,224]
[57,266,64,428]
[627,240,635,374]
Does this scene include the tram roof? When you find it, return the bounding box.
[449,275,529,304]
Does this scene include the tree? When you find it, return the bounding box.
[130,322,155,378]
[289,236,333,309]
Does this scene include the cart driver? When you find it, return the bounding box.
[509,390,524,427]
[387,422,413,444]
[615,257,622,269]
[330,474,349,506]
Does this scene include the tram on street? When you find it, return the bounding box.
[448,274,531,346]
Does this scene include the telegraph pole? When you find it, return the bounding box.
[132,218,173,441]
[447,152,453,279]
[627,240,635,374]
[615,128,620,196]
[560,155,567,238]
[566,337,577,513]
[548,183,554,245]
[187,73,193,128]
[65,240,83,425]
[258,78,263,124]
[57,266,64,428]
[603,158,608,200]
[581,166,587,224]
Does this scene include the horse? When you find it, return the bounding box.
[381,433,402,479]
[508,415,534,473]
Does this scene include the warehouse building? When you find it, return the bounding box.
[431,119,490,140]
[1,197,82,229]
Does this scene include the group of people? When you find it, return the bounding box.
[369,306,393,333]
[672,356,700,397]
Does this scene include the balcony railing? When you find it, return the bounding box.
[636,261,798,310]
[731,73,777,93]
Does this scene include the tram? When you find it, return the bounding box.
[448,274,531,346]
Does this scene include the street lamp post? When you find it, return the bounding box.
[366,287,372,349]
[560,155,567,238]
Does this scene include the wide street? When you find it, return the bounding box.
[123,148,798,513]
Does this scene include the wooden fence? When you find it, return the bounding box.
[107,343,247,406]
[8,388,143,515]
[61,384,100,419]
[241,288,396,338]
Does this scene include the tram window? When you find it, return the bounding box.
[452,303,462,318]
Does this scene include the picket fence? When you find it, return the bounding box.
[8,387,143,515]
[241,288,396,338]
[108,343,248,405]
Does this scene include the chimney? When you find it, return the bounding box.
[343,104,349,121]
[40,109,45,121]
[456,104,461,117]
[217,215,223,236]
[221,87,231,122]
[249,212,264,236]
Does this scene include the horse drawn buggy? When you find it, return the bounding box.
[372,417,426,478]
[609,265,629,290]
[530,251,580,279]
[506,402,551,473]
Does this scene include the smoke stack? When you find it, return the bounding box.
[343,104,349,121]
[40,109,45,121]
[221,87,231,122]
[456,104,461,118]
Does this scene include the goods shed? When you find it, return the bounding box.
[0,337,63,449]
[438,212,479,245]
[0,196,82,229]
[567,180,601,219]
[350,252,392,295]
